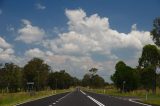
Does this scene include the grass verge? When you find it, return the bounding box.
[83,87,160,106]
[0,88,73,106]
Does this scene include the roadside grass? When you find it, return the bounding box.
[0,88,73,106]
[83,86,160,106]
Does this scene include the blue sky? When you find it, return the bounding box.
[0,0,159,81]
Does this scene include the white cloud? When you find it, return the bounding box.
[0,36,11,49]
[25,48,45,58]
[0,37,16,62]
[36,3,46,10]
[44,9,153,57]
[131,24,137,31]
[42,9,153,81]
[16,19,45,43]
[2,9,154,82]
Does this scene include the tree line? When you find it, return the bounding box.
[0,58,105,93]
[111,17,160,94]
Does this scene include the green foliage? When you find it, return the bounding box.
[0,63,22,92]
[23,58,50,91]
[82,74,91,87]
[91,75,105,88]
[140,66,155,91]
[82,68,105,88]
[89,68,98,76]
[0,58,107,94]
[151,17,160,47]
[157,74,160,88]
[138,44,159,93]
[48,70,73,89]
[111,61,139,92]
[139,44,159,68]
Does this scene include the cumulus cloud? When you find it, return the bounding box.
[42,9,153,81]
[0,37,16,62]
[25,48,46,58]
[3,9,154,82]
[36,3,46,10]
[44,9,153,57]
[0,36,11,49]
[16,19,45,44]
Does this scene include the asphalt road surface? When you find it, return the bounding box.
[17,88,152,106]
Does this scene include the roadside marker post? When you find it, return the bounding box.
[145,92,148,101]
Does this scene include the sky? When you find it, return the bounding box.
[0,0,160,82]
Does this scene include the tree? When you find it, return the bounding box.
[157,73,160,88]
[71,77,81,87]
[82,74,91,87]
[0,63,22,92]
[23,58,50,91]
[140,66,155,92]
[89,68,98,76]
[48,70,73,89]
[111,61,139,92]
[139,44,159,68]
[91,75,105,88]
[82,68,105,88]
[151,17,160,46]
[138,44,160,93]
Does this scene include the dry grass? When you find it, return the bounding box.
[0,89,72,106]
[83,86,160,106]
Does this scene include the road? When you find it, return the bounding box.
[17,88,152,106]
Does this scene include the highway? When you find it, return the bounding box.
[17,88,152,106]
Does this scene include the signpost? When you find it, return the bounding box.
[27,82,34,96]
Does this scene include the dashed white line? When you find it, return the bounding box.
[49,92,73,106]
[87,96,105,106]
[129,99,152,106]
[58,91,73,101]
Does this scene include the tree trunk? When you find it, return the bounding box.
[152,68,156,94]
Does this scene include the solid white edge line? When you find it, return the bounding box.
[129,99,152,106]
[80,90,86,95]
[15,92,70,106]
[15,93,57,106]
[87,96,105,106]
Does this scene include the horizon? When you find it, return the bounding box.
[0,0,160,82]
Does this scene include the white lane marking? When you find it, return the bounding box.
[49,105,52,106]
[49,92,73,106]
[80,90,86,95]
[58,91,73,101]
[15,93,57,106]
[129,99,152,106]
[87,96,105,106]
